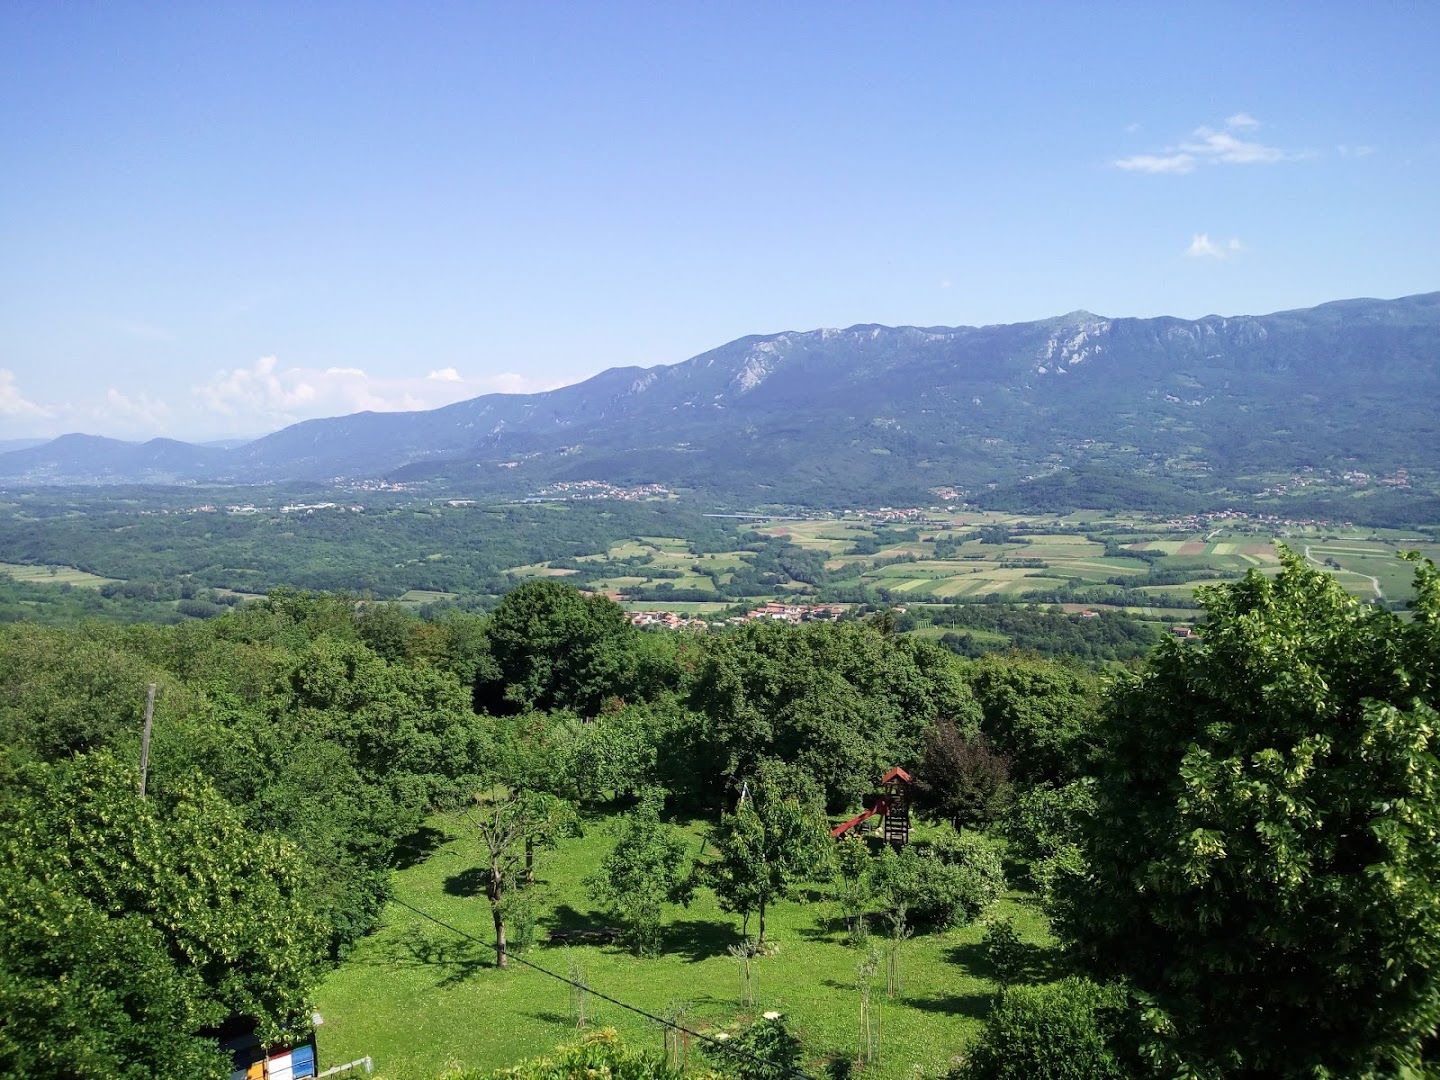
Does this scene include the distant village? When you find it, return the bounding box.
[528,480,673,501]
[627,601,850,632]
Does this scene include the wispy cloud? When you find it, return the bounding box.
[1185,234,1243,259]
[1115,152,1196,175]
[192,357,571,430]
[99,388,171,429]
[1116,115,1307,174]
[1179,127,1293,165]
[0,370,52,419]
[1337,144,1377,158]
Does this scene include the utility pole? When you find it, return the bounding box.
[138,683,156,798]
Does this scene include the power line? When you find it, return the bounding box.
[389,897,819,1080]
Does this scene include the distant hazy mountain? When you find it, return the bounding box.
[3,292,1437,506]
[0,439,48,454]
[0,434,234,485]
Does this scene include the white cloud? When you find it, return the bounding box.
[1115,152,1197,174]
[1179,126,1293,165]
[1337,144,1376,158]
[192,357,569,430]
[1184,234,1244,259]
[101,388,171,429]
[1185,234,1224,259]
[0,370,52,419]
[1116,116,1306,173]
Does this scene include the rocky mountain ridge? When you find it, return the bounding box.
[4,292,1437,506]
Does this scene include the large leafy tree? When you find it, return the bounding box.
[1062,552,1440,1077]
[586,788,693,954]
[707,759,828,946]
[475,579,639,717]
[0,753,325,1079]
[964,654,1100,784]
[913,720,1013,830]
[688,619,980,807]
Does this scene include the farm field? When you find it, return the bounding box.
[517,512,1438,625]
[0,561,118,587]
[397,589,461,606]
[314,810,1053,1080]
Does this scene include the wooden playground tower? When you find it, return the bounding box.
[830,766,912,845]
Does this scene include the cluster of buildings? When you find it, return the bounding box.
[532,480,672,501]
[736,602,847,624]
[280,502,365,514]
[627,610,707,630]
[850,506,932,523]
[627,602,851,632]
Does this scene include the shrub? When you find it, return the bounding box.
[955,978,1132,1080]
[982,916,1025,990]
[869,833,1004,929]
[709,1014,803,1080]
[458,1027,709,1080]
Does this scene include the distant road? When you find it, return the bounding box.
[1304,544,1384,600]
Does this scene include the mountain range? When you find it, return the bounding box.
[4,292,1438,508]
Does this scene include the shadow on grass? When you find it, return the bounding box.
[905,992,993,1020]
[663,918,742,962]
[371,926,494,986]
[946,939,1068,986]
[545,903,612,935]
[392,824,452,870]
[443,866,490,898]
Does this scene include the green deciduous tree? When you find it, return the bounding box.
[708,760,829,946]
[476,580,639,717]
[965,655,1100,784]
[586,788,693,955]
[0,753,325,1079]
[687,620,980,808]
[459,786,579,968]
[1062,552,1440,1077]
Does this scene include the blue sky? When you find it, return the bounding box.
[2,2,1436,440]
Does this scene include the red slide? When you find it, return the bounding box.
[831,797,889,838]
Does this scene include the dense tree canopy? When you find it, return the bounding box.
[1062,553,1440,1077]
[476,578,642,716]
[0,754,325,1079]
[687,619,979,806]
[964,654,1100,784]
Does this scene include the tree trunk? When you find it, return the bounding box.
[493,903,508,969]
[757,894,767,946]
[525,838,534,884]
[490,863,508,969]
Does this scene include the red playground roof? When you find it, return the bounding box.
[880,766,912,785]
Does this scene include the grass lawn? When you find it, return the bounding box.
[314,811,1055,1080]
